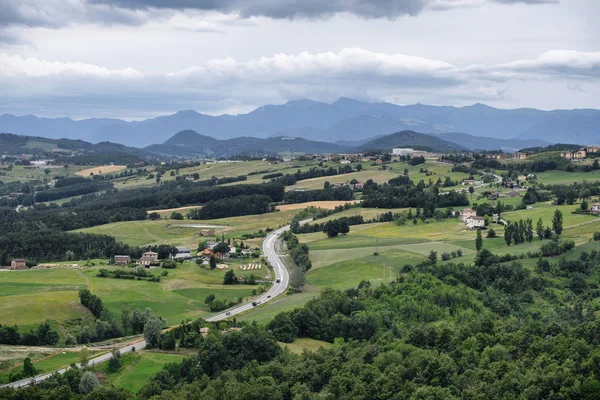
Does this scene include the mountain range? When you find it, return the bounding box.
[1,97,596,148]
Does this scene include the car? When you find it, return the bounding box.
[276,278,281,283]
[267,295,271,298]
[226,311,231,316]
[252,301,257,307]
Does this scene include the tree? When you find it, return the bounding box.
[476,229,483,251]
[223,270,237,285]
[170,211,184,220]
[536,218,544,241]
[108,350,122,372]
[23,357,36,377]
[552,209,563,236]
[504,223,512,246]
[148,212,161,220]
[213,242,231,256]
[79,371,100,394]
[581,199,589,211]
[428,250,438,264]
[205,294,215,304]
[487,228,496,238]
[209,255,217,270]
[79,348,91,367]
[289,265,306,292]
[469,186,475,198]
[143,316,164,348]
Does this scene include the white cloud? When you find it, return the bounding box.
[1,46,599,118]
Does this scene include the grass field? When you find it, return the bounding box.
[75,165,126,177]
[104,351,186,393]
[289,170,397,190]
[0,261,264,334]
[76,210,300,246]
[280,338,332,354]
[276,201,360,211]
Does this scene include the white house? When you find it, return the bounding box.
[466,216,485,230]
[392,148,415,156]
[591,203,600,214]
[460,208,477,222]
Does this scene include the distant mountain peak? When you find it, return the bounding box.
[163,129,216,145]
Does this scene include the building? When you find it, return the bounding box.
[517,175,527,183]
[584,146,600,154]
[462,179,476,185]
[392,148,415,156]
[174,247,192,260]
[591,203,600,214]
[561,149,587,160]
[241,249,253,257]
[199,230,215,237]
[340,159,351,164]
[10,259,27,270]
[460,208,477,222]
[137,251,159,266]
[114,255,131,265]
[513,152,527,160]
[466,216,485,230]
[505,190,520,198]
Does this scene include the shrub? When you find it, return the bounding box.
[487,229,497,238]
[441,252,451,261]
[593,232,600,241]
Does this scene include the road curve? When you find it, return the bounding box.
[2,223,297,390]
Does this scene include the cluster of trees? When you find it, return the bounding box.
[283,186,355,204]
[204,292,243,312]
[0,322,58,346]
[97,267,161,282]
[361,178,469,211]
[503,218,534,246]
[272,166,356,186]
[34,180,112,203]
[188,194,275,219]
[293,215,362,234]
[282,231,310,291]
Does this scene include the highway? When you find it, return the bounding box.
[1,223,299,390]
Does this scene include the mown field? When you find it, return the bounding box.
[100,351,187,393]
[75,209,300,247]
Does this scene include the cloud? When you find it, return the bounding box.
[0,47,596,118]
[567,83,585,92]
[0,0,560,30]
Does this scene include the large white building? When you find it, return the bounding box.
[392,148,416,156]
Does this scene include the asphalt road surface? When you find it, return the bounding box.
[1,222,302,390]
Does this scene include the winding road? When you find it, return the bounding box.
[1,223,297,389]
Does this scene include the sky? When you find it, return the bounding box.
[0,0,599,120]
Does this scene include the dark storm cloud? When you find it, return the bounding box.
[88,0,431,19]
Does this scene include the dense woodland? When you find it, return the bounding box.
[5,242,600,398]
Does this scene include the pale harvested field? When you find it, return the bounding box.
[276,200,360,211]
[75,165,126,176]
[147,205,202,214]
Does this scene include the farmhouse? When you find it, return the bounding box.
[460,208,476,222]
[466,216,485,230]
[114,255,131,265]
[561,149,587,160]
[174,247,192,260]
[462,179,476,185]
[591,203,600,214]
[199,230,215,237]
[137,251,159,266]
[10,259,27,270]
[517,175,527,183]
[513,152,527,160]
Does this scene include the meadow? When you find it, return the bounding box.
[102,351,186,393]
[0,261,263,333]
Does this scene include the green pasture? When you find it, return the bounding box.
[289,170,398,190]
[535,170,600,184]
[105,351,186,393]
[237,290,319,325]
[76,209,299,246]
[280,338,333,354]
[0,261,262,333]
